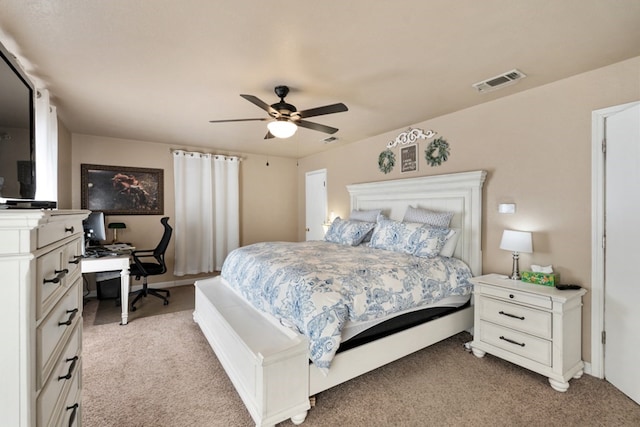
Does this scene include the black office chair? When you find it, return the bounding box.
[129,217,172,312]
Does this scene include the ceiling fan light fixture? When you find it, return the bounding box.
[267,119,297,138]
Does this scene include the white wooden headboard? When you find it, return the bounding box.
[346,170,487,276]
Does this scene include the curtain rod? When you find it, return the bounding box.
[170,148,243,161]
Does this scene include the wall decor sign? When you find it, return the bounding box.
[424,137,450,167]
[386,128,436,149]
[400,144,418,173]
[81,164,164,215]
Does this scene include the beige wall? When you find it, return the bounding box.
[297,56,640,363]
[70,134,298,286]
[57,119,72,209]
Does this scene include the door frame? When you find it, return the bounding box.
[305,168,327,241]
[590,101,640,379]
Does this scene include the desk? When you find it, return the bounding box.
[81,255,131,325]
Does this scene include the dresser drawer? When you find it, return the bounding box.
[54,370,82,427]
[54,374,82,427]
[37,325,81,426]
[62,237,84,284]
[37,279,82,389]
[479,320,552,366]
[478,296,552,339]
[37,217,83,249]
[480,284,552,310]
[36,246,66,320]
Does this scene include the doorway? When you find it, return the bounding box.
[305,169,327,241]
[591,101,640,404]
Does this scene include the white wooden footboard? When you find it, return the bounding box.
[194,277,310,427]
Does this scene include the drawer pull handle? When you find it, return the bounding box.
[69,255,82,265]
[66,403,79,427]
[499,311,525,320]
[65,226,75,233]
[499,335,525,347]
[43,268,69,284]
[58,308,79,326]
[58,356,79,381]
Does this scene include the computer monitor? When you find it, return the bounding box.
[83,211,106,246]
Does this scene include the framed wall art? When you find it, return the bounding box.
[400,144,418,173]
[81,164,164,215]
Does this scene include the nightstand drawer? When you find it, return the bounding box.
[480,284,552,310]
[479,296,552,339]
[479,321,552,366]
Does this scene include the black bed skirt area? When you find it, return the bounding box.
[336,300,471,354]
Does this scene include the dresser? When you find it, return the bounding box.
[0,209,89,426]
[470,273,587,392]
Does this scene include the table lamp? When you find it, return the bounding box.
[108,222,126,243]
[500,229,532,280]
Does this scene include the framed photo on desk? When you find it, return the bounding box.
[81,164,164,215]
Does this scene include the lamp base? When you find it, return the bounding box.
[509,252,521,280]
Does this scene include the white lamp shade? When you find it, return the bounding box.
[267,120,297,138]
[500,230,532,253]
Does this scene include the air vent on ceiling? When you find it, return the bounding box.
[322,136,338,144]
[472,69,526,93]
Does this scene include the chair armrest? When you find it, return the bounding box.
[131,249,154,257]
[131,249,156,276]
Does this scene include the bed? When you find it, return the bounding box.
[194,170,486,426]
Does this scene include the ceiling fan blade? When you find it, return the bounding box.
[209,118,268,123]
[240,94,278,115]
[297,120,339,134]
[264,131,275,139]
[297,103,348,119]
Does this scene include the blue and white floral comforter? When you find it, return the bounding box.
[221,240,473,371]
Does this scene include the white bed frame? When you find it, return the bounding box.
[194,170,487,427]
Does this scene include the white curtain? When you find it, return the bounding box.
[172,150,240,275]
[34,89,58,202]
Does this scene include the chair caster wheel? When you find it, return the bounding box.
[163,300,169,306]
[131,306,137,312]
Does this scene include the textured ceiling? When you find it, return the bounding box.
[1,0,639,158]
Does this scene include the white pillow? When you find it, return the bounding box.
[439,228,460,257]
[349,209,381,223]
[403,206,454,228]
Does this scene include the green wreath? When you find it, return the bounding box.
[378,149,395,174]
[425,137,450,167]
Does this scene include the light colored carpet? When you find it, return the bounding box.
[92,285,196,325]
[82,293,640,426]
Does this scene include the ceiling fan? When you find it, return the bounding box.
[209,85,348,139]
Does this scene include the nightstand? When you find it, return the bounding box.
[470,273,587,392]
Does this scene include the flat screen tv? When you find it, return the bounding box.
[0,41,36,201]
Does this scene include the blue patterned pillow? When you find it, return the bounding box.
[403,206,454,228]
[324,217,376,246]
[369,219,451,258]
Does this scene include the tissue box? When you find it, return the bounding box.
[521,271,560,287]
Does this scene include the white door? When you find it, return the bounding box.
[604,103,640,404]
[305,169,327,241]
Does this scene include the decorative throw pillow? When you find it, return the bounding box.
[324,217,376,246]
[369,218,451,258]
[403,206,454,228]
[437,228,459,257]
[349,209,382,223]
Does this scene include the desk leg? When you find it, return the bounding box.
[120,266,130,325]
